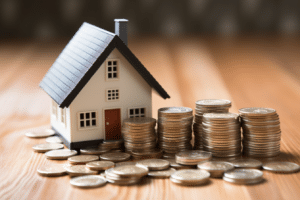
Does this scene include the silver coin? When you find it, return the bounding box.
[86,161,115,171]
[136,159,170,171]
[68,155,99,165]
[239,107,276,116]
[196,99,231,107]
[32,143,64,153]
[25,129,55,138]
[45,136,63,144]
[100,152,131,162]
[45,149,77,160]
[148,168,176,178]
[223,169,263,180]
[263,162,300,173]
[229,158,262,169]
[64,165,98,176]
[223,176,263,185]
[170,169,210,185]
[176,150,212,165]
[70,175,106,188]
[197,161,234,178]
[111,165,149,177]
[37,164,67,177]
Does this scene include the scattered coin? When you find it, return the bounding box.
[165,159,196,170]
[136,159,170,171]
[70,175,107,188]
[223,169,263,185]
[115,161,136,167]
[45,136,63,144]
[111,165,149,177]
[25,129,55,138]
[64,165,98,176]
[100,152,131,162]
[45,149,77,160]
[99,139,125,152]
[170,169,210,186]
[229,158,262,169]
[68,155,99,165]
[32,143,64,153]
[262,162,300,173]
[105,166,148,185]
[197,161,234,178]
[80,147,109,155]
[37,164,67,177]
[86,161,115,171]
[148,168,176,178]
[175,150,212,165]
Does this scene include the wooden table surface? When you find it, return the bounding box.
[1,36,300,200]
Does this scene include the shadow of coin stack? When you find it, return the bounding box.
[239,107,281,157]
[193,99,232,150]
[202,113,241,157]
[122,117,162,159]
[157,107,193,158]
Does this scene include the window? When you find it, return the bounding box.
[129,108,145,118]
[61,108,66,124]
[106,89,119,101]
[106,60,118,80]
[79,111,97,129]
[52,100,57,117]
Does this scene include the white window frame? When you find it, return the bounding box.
[61,108,66,126]
[105,59,119,81]
[106,88,119,101]
[128,107,146,118]
[78,111,98,130]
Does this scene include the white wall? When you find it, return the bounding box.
[51,103,71,142]
[69,49,152,143]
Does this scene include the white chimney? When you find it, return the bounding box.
[114,19,128,46]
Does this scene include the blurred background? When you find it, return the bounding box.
[1,0,300,39]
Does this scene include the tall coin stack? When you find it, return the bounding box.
[202,113,241,157]
[157,107,193,156]
[239,107,281,157]
[122,117,157,154]
[194,99,232,150]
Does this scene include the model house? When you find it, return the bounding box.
[39,19,170,149]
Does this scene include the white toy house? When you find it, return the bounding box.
[40,19,170,149]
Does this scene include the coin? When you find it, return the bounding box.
[25,129,55,138]
[100,152,131,162]
[197,161,234,178]
[170,169,210,185]
[70,175,106,188]
[37,164,67,177]
[32,143,64,153]
[136,159,170,171]
[165,159,196,170]
[239,108,276,116]
[175,150,212,165]
[86,161,115,171]
[80,147,109,155]
[111,165,149,177]
[45,149,77,160]
[68,155,99,165]
[45,136,63,144]
[229,158,262,169]
[223,169,263,184]
[148,168,176,178]
[64,165,98,176]
[115,161,136,167]
[262,162,300,173]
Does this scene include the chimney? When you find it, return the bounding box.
[114,19,128,46]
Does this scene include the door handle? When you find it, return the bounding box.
[106,122,109,125]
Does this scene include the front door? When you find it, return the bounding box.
[105,109,121,140]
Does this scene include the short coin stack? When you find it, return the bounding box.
[98,139,125,152]
[175,150,212,165]
[202,113,241,157]
[194,99,231,150]
[223,169,263,184]
[157,107,193,156]
[239,107,281,157]
[122,117,157,154]
[170,169,210,186]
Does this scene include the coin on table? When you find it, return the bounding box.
[115,161,136,167]
[239,107,276,116]
[166,159,196,170]
[46,136,63,144]
[136,159,170,171]
[197,161,234,178]
[68,155,99,165]
[80,148,108,155]
[86,161,115,171]
[223,169,263,184]
[64,165,98,176]
[229,158,262,169]
[148,168,176,178]
[32,143,64,153]
[45,149,77,160]
[262,162,300,173]
[170,169,210,185]
[175,150,212,165]
[111,165,149,177]
[100,152,131,162]
[70,175,106,188]
[37,164,67,177]
[25,129,55,138]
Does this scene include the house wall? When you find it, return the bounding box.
[69,49,152,143]
[51,103,71,142]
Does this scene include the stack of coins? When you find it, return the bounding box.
[202,113,241,157]
[239,107,281,157]
[157,107,193,155]
[105,165,149,185]
[170,169,210,186]
[175,150,212,165]
[130,149,163,160]
[194,99,231,150]
[122,117,157,153]
[98,139,125,152]
[223,169,263,184]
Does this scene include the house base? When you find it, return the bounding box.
[52,127,103,150]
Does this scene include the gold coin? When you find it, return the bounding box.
[170,169,210,185]
[64,165,98,176]
[148,168,176,178]
[32,143,64,153]
[68,155,99,164]
[45,136,63,144]
[100,152,131,162]
[37,164,67,177]
[45,149,77,160]
[111,165,149,177]
[25,129,55,138]
[86,161,115,171]
[136,159,170,171]
[229,158,262,169]
[70,175,106,188]
[263,162,300,173]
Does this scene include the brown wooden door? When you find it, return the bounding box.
[105,109,121,140]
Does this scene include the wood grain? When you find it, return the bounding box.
[0,37,300,200]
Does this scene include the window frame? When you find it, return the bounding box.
[106,88,120,102]
[105,59,120,81]
[128,107,146,118]
[61,108,66,126]
[77,111,98,130]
